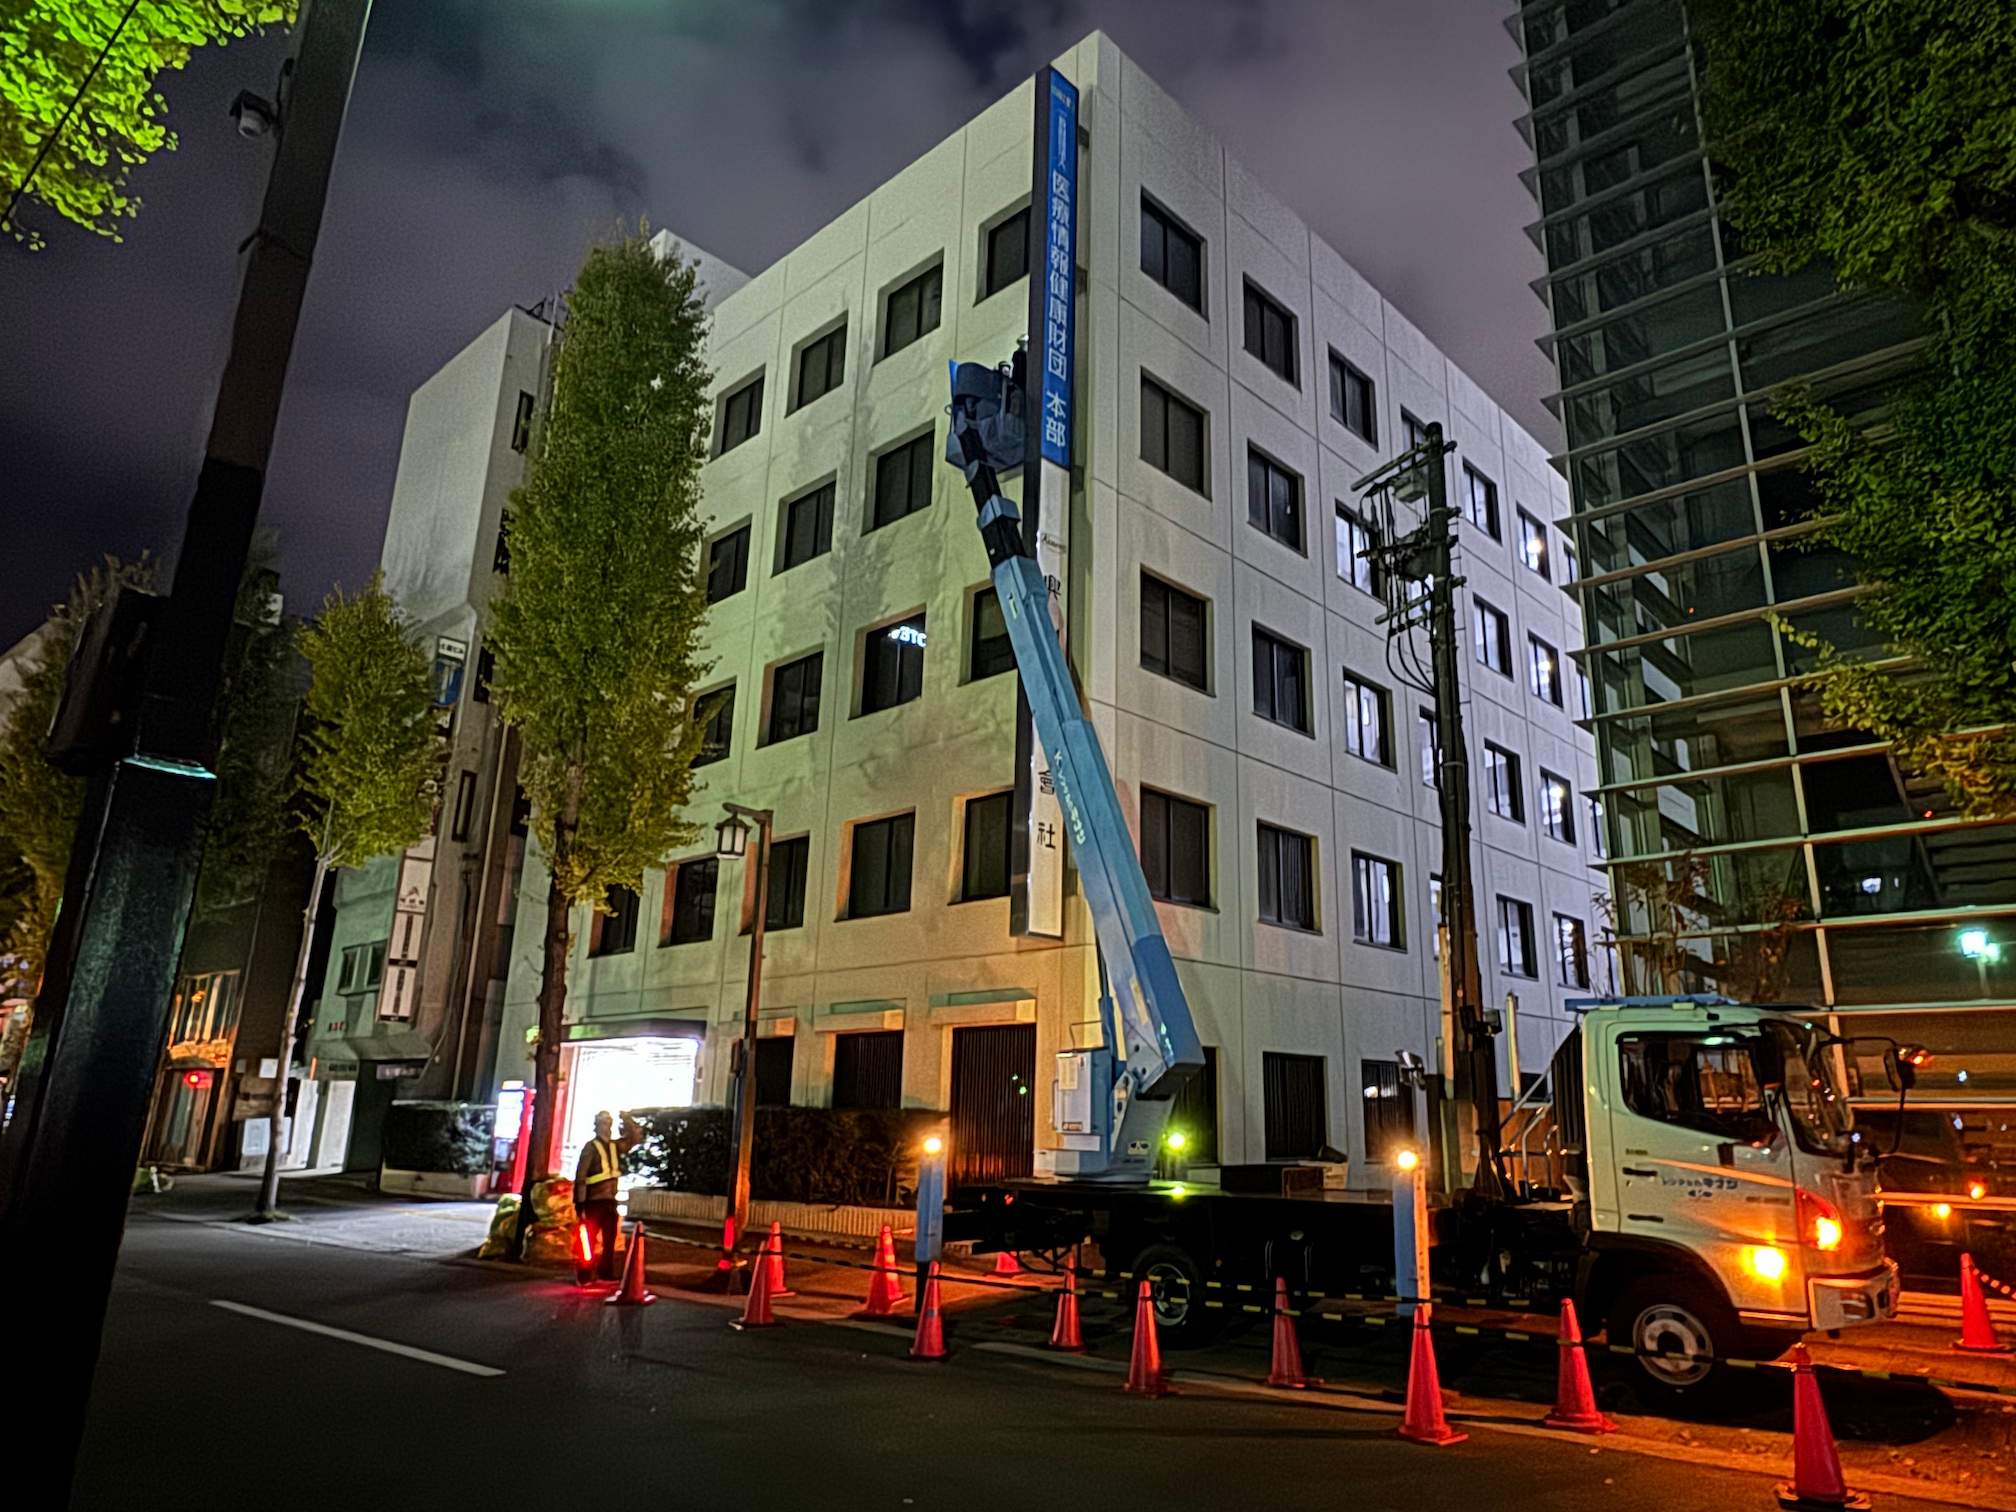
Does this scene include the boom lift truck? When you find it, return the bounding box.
[939,361,1904,1402]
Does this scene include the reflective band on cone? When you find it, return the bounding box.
[1541,1299,1613,1433]
[910,1261,948,1360]
[1265,1276,1314,1389]
[605,1220,656,1308]
[1047,1260,1085,1352]
[1397,1304,1466,1446]
[1776,1344,1868,1510]
[1958,1254,2012,1354]
[1123,1279,1171,1397]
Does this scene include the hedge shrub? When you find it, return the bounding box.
[381,1100,494,1175]
[626,1105,940,1207]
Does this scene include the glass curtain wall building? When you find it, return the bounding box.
[1511,0,2015,1140]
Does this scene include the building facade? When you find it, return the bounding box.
[1512,1,2012,1132]
[493,32,1606,1188]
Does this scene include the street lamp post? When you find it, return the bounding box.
[716,804,774,1266]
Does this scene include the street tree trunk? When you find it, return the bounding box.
[254,850,332,1220]
[511,782,579,1258]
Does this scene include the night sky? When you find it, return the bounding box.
[0,0,1549,648]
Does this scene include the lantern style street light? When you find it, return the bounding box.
[717,803,773,1265]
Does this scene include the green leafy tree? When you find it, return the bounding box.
[485,230,714,1244]
[1695,0,2016,817]
[0,557,152,1036]
[254,574,435,1218]
[1,1,295,248]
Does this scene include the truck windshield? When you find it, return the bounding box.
[1769,1021,1852,1155]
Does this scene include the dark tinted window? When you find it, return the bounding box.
[706,525,750,603]
[1140,197,1204,311]
[1140,788,1209,906]
[589,885,640,956]
[754,1036,794,1106]
[794,325,847,409]
[860,616,926,715]
[1361,1059,1415,1161]
[1263,1051,1326,1159]
[882,265,943,358]
[1497,895,1537,977]
[778,482,835,571]
[1463,463,1500,539]
[511,391,534,452]
[848,812,915,918]
[1252,627,1310,733]
[694,686,734,767]
[1328,353,1376,443]
[984,208,1029,299]
[718,375,763,454]
[961,791,1012,901]
[1246,448,1303,551]
[833,1031,904,1110]
[1139,574,1207,691]
[1243,280,1297,384]
[1140,375,1207,493]
[662,858,717,945]
[765,652,822,744]
[1257,822,1315,930]
[871,432,935,529]
[1352,852,1402,947]
[765,835,809,931]
[969,589,1014,680]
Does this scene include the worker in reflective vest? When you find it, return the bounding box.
[573,1110,626,1281]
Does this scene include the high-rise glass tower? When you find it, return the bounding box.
[1512,0,2012,1126]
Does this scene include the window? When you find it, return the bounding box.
[1140,788,1209,907]
[881,264,942,358]
[1462,463,1500,539]
[694,685,734,766]
[1361,1059,1416,1162]
[1246,448,1304,552]
[717,374,763,455]
[510,391,534,453]
[1528,634,1563,706]
[1257,822,1316,930]
[450,770,477,843]
[1484,742,1524,822]
[1555,914,1590,988]
[847,812,915,918]
[337,942,386,995]
[765,653,822,744]
[661,858,718,946]
[1140,196,1203,312]
[706,524,750,604]
[793,324,847,410]
[764,836,810,931]
[1139,574,1208,692]
[860,615,926,715]
[473,645,495,704]
[1335,504,1382,596]
[833,1030,904,1110]
[1587,796,1609,859]
[1402,409,1431,451]
[969,589,1013,681]
[960,791,1012,901]
[1417,707,1440,788]
[983,208,1029,300]
[1429,875,1444,957]
[1619,1034,1775,1143]
[1473,597,1511,675]
[754,1036,794,1106]
[1242,280,1297,385]
[1574,662,1594,721]
[1516,508,1550,578]
[1562,540,1580,584]
[1540,770,1576,844]
[871,432,935,529]
[1251,627,1310,734]
[493,511,512,575]
[1140,375,1207,493]
[1497,895,1536,977]
[777,481,835,572]
[1263,1052,1327,1160]
[1341,670,1390,766]
[589,885,640,957]
[1351,852,1403,948]
[1328,352,1376,444]
[171,970,242,1042]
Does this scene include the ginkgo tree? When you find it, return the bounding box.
[485,230,715,1252]
[1,0,294,248]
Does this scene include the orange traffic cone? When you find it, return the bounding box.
[1265,1276,1315,1388]
[860,1224,906,1317]
[605,1220,656,1307]
[993,1249,1023,1277]
[910,1260,948,1359]
[766,1221,796,1297]
[1123,1279,1171,1396]
[1048,1259,1085,1352]
[1542,1299,1613,1432]
[1397,1303,1466,1445]
[1776,1344,1869,1509]
[1957,1254,2011,1354]
[733,1230,780,1329]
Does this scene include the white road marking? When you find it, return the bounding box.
[209,1300,505,1377]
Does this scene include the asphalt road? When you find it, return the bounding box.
[72,1189,1986,1512]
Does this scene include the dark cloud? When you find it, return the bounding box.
[0,0,1550,646]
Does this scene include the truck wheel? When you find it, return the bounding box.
[1606,1275,1747,1408]
[1130,1243,1215,1348]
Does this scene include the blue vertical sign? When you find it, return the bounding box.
[1038,70,1078,468]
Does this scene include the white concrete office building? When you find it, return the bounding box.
[494,32,1604,1189]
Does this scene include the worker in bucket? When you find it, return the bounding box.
[573,1110,627,1282]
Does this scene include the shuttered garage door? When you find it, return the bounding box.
[950,1023,1036,1185]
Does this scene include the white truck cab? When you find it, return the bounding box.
[1551,996,1900,1396]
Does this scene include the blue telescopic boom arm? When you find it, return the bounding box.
[945,360,1203,1178]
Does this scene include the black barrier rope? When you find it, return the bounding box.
[623,1219,2016,1399]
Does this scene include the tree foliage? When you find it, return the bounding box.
[1695,0,2016,817]
[486,231,715,907]
[0,555,152,1000]
[296,575,436,869]
[1,1,295,248]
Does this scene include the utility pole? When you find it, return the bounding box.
[1354,422,1504,1200]
[0,2,372,1491]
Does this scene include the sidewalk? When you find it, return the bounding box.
[129,1171,496,1259]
